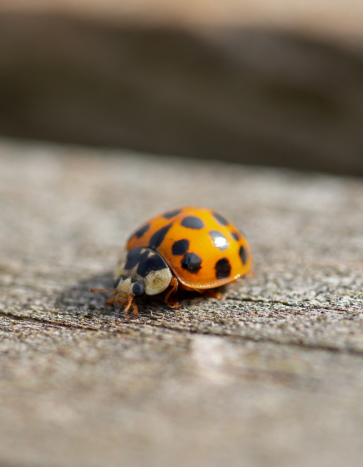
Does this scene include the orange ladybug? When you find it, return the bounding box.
[92,207,252,317]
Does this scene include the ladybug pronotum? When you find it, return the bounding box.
[91,207,252,317]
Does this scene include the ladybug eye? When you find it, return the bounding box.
[132,282,144,296]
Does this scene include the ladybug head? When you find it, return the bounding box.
[114,247,172,302]
[112,274,145,304]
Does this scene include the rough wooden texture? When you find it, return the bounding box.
[1,139,363,466]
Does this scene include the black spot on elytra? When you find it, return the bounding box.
[181,252,202,273]
[163,209,182,220]
[213,212,229,226]
[137,252,168,277]
[135,223,150,239]
[231,231,240,241]
[209,230,228,251]
[124,248,149,270]
[239,245,247,265]
[149,223,172,249]
[172,239,190,256]
[181,216,205,230]
[215,258,231,279]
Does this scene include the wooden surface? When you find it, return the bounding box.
[0,11,362,176]
[2,0,363,36]
[1,138,363,466]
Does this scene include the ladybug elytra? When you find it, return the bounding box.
[92,207,252,317]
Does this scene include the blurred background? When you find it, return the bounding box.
[0,0,362,175]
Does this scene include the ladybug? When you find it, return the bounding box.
[91,207,252,317]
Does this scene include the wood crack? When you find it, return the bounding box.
[0,310,99,332]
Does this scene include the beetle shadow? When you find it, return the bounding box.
[54,270,213,319]
[53,270,190,319]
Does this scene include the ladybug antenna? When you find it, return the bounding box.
[89,288,117,294]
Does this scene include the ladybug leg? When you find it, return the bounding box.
[122,294,138,318]
[131,302,139,318]
[106,295,117,306]
[202,289,225,300]
[165,276,180,309]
